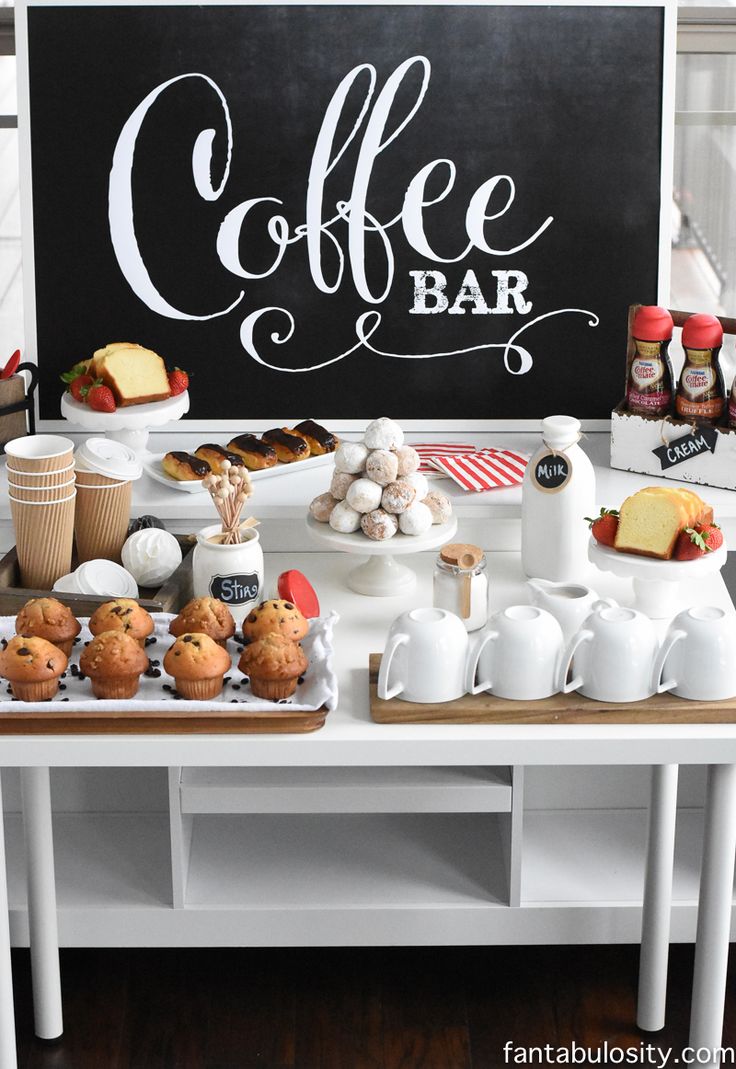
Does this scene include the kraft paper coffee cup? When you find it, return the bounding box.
[6,461,75,487]
[74,477,132,564]
[10,490,76,588]
[7,476,76,502]
[5,434,74,473]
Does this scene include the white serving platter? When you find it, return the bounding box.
[143,450,334,493]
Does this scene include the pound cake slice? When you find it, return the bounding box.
[89,343,171,406]
[614,486,712,560]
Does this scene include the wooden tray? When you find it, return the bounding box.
[369,654,736,725]
[0,534,194,615]
[0,703,328,735]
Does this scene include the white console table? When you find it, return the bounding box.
[1,544,735,1067]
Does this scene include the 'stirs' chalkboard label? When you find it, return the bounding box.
[209,572,260,606]
[532,452,571,493]
[652,426,719,471]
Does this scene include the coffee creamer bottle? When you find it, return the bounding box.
[626,305,674,417]
[676,313,726,425]
[521,415,596,582]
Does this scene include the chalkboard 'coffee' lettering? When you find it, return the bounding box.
[532,453,571,493]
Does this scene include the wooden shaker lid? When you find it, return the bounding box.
[440,542,484,569]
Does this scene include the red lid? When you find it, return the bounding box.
[277,569,320,619]
[681,313,723,351]
[632,305,673,342]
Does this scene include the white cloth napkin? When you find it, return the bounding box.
[0,611,339,714]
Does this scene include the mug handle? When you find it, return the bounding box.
[377,633,409,700]
[560,629,594,694]
[465,629,499,696]
[651,629,686,694]
[591,597,617,611]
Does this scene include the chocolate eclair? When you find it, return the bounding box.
[227,434,278,470]
[195,443,247,474]
[292,419,338,455]
[162,451,211,481]
[261,428,310,463]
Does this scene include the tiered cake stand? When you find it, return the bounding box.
[61,391,190,454]
[589,537,727,618]
[306,514,458,596]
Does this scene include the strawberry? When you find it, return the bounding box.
[68,374,94,403]
[585,507,620,548]
[60,361,93,402]
[674,523,723,561]
[86,381,117,413]
[167,367,189,396]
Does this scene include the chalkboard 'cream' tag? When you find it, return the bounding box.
[652,425,719,470]
[531,451,572,494]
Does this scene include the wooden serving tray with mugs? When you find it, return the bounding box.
[0,533,194,616]
[368,654,736,725]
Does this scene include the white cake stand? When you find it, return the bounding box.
[61,391,190,454]
[589,537,727,618]
[306,514,458,596]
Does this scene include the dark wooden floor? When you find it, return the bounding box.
[10,944,736,1068]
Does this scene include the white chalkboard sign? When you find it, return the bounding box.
[16,0,676,431]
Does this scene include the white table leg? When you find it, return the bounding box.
[21,767,62,1040]
[637,764,678,1032]
[0,770,18,1069]
[689,763,736,1069]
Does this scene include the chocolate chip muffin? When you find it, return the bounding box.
[163,633,232,700]
[0,635,68,701]
[169,597,235,647]
[16,596,81,656]
[242,599,309,645]
[238,633,308,700]
[88,599,154,646]
[80,631,149,699]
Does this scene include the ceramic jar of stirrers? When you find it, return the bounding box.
[192,523,264,625]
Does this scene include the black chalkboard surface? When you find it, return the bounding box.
[21,2,668,424]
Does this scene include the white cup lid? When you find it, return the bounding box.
[75,559,139,597]
[52,571,83,594]
[75,438,143,481]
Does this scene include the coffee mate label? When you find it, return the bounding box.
[627,357,671,411]
[680,364,716,401]
[676,363,724,419]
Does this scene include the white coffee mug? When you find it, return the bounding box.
[466,605,564,700]
[526,578,617,642]
[377,607,469,704]
[560,605,658,703]
[653,606,736,701]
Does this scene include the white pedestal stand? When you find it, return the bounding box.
[61,391,190,454]
[306,514,458,597]
[588,539,727,619]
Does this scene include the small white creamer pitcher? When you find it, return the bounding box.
[527,578,617,642]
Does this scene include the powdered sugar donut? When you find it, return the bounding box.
[361,508,398,541]
[422,490,452,524]
[309,492,338,523]
[334,441,369,474]
[364,417,404,451]
[346,477,383,514]
[365,449,399,487]
[402,471,429,501]
[329,500,361,533]
[330,470,358,501]
[398,501,433,536]
[395,445,420,476]
[381,480,415,515]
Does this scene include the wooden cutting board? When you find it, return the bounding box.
[369,654,736,725]
[0,704,328,735]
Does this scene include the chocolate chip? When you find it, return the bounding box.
[84,641,90,646]
[59,683,66,690]
[150,660,160,667]
[145,636,156,647]
[110,606,122,615]
[17,647,31,656]
[123,607,133,615]
[61,672,67,679]
[183,635,193,643]
[73,637,80,645]
[0,638,7,650]
[61,697,69,702]
[247,614,256,624]
[230,698,238,703]
[162,684,172,692]
[279,618,285,624]
[297,676,305,685]
[193,641,200,648]
[284,603,294,610]
[46,660,54,669]
[232,683,241,690]
[77,673,86,681]
[241,675,249,684]
[237,646,245,653]
[223,676,231,684]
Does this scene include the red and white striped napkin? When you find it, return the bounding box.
[413,444,528,492]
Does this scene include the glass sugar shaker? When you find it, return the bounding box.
[433,543,489,632]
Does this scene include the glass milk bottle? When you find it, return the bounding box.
[521,415,596,582]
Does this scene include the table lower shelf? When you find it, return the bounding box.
[3,808,730,947]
